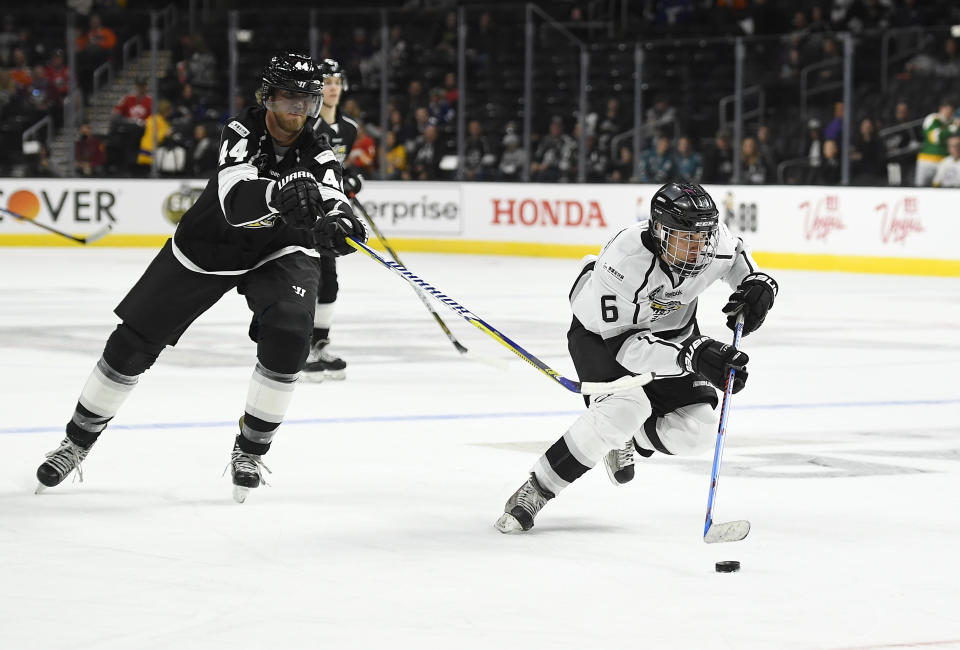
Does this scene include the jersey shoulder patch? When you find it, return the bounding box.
[228,120,250,137]
[313,150,336,166]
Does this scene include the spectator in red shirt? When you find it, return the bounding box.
[75,123,106,176]
[346,122,377,176]
[113,78,152,125]
[44,49,69,106]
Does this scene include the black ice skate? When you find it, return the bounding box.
[302,338,346,382]
[604,438,636,485]
[228,436,271,504]
[36,437,96,493]
[494,473,554,533]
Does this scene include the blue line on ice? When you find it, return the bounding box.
[2,398,958,435]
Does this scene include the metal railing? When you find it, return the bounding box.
[92,61,113,96]
[160,4,178,49]
[22,115,54,160]
[524,3,589,182]
[776,156,811,184]
[122,35,142,71]
[800,57,843,121]
[719,85,764,132]
[880,26,929,92]
[878,117,924,159]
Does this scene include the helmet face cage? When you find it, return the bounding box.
[259,52,323,118]
[655,222,718,278]
[650,182,720,278]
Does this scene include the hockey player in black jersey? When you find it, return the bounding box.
[35,52,366,502]
[303,58,363,381]
[495,182,778,533]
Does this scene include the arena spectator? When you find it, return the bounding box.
[76,13,116,90]
[586,134,608,183]
[802,118,824,173]
[644,96,677,139]
[190,123,217,178]
[673,136,703,183]
[824,102,844,143]
[756,125,779,172]
[915,98,958,186]
[639,134,675,184]
[114,78,152,125]
[470,11,494,68]
[462,119,493,181]
[609,144,635,183]
[703,129,734,183]
[0,14,17,67]
[531,116,575,182]
[384,130,408,180]
[932,135,960,188]
[740,136,770,184]
[181,36,217,102]
[43,49,69,107]
[851,117,884,185]
[411,121,445,180]
[9,47,31,90]
[347,122,377,177]
[883,101,919,185]
[807,139,841,184]
[75,123,105,177]
[136,99,173,174]
[498,131,525,182]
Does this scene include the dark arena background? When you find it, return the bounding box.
[1,2,959,649]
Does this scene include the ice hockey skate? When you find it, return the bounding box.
[35,437,96,493]
[604,438,636,485]
[302,338,346,382]
[494,473,554,533]
[228,436,271,503]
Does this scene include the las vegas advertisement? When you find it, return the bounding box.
[2,179,958,268]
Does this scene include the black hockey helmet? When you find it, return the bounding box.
[649,182,719,278]
[318,57,349,93]
[258,52,323,117]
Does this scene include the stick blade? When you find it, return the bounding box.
[82,224,113,245]
[704,520,751,543]
[579,373,654,395]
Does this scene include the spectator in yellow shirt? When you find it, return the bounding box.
[137,99,172,171]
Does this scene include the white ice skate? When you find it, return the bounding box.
[494,473,554,533]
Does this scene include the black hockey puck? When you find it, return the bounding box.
[715,560,740,573]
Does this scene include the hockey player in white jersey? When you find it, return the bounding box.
[495,182,777,533]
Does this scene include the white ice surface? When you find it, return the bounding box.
[1,247,959,650]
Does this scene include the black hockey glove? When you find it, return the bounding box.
[342,166,364,199]
[722,272,778,336]
[273,167,321,230]
[679,336,749,394]
[314,200,367,256]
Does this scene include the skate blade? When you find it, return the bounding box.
[233,485,250,504]
[494,512,525,534]
[300,370,346,383]
[35,483,47,495]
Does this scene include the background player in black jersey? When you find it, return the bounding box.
[35,52,367,503]
[304,58,363,381]
[494,183,778,533]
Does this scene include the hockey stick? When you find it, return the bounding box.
[351,198,469,355]
[0,206,112,245]
[346,235,653,396]
[703,311,750,543]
